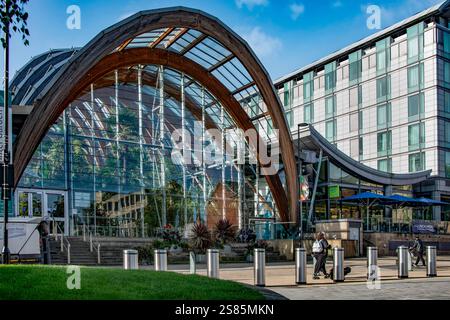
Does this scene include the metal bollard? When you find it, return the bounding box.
[398,246,409,278]
[295,248,307,285]
[190,251,196,275]
[367,247,378,279]
[427,246,437,277]
[123,249,139,270]
[154,249,168,271]
[254,249,266,287]
[207,249,220,278]
[333,248,345,282]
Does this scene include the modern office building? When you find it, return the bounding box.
[3,4,450,242]
[275,0,450,230]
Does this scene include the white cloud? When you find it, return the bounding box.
[289,3,305,21]
[235,0,269,10]
[242,27,282,58]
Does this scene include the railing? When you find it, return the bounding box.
[83,224,101,264]
[51,218,71,264]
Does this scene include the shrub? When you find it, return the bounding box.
[135,245,153,265]
[190,223,211,254]
[213,219,237,246]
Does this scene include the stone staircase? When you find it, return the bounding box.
[49,236,123,266]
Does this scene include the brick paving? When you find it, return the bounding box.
[163,256,450,299]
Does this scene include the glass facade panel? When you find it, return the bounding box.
[409,152,425,172]
[377,131,392,156]
[17,65,273,235]
[304,103,313,124]
[408,123,425,151]
[325,120,336,142]
[408,93,424,121]
[376,76,391,102]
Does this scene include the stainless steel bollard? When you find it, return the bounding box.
[427,246,437,277]
[154,249,168,271]
[295,248,307,285]
[207,249,220,278]
[333,248,345,282]
[190,251,196,275]
[398,246,409,278]
[367,247,378,279]
[254,249,266,287]
[123,250,139,270]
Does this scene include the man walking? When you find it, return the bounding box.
[410,236,426,267]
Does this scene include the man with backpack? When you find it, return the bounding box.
[410,236,426,267]
[312,232,330,279]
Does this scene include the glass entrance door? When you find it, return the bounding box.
[16,189,68,235]
[45,192,67,235]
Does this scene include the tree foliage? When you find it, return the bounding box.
[0,0,30,48]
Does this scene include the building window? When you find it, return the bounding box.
[445,91,450,113]
[445,152,450,178]
[349,50,362,85]
[326,120,336,142]
[409,152,425,172]
[325,96,336,119]
[286,110,294,129]
[407,63,424,93]
[349,86,362,109]
[304,103,314,124]
[444,122,450,145]
[349,112,359,132]
[324,62,336,94]
[445,61,450,89]
[376,75,391,102]
[359,110,364,133]
[303,71,314,102]
[376,38,391,75]
[377,103,391,129]
[408,123,425,151]
[377,131,392,156]
[407,23,424,64]
[443,30,450,58]
[408,93,425,121]
[359,137,364,157]
[283,82,291,108]
[378,158,392,173]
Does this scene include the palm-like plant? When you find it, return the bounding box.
[190,223,211,254]
[213,219,236,246]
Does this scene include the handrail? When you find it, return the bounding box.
[51,218,71,264]
[83,224,101,264]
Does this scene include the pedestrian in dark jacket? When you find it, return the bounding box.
[410,236,426,267]
[312,232,330,279]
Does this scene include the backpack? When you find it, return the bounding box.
[312,240,324,253]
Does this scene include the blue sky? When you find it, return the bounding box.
[2,0,444,83]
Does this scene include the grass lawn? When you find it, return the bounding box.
[0,265,264,300]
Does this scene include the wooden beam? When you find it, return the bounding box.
[165,28,188,49]
[149,27,175,49]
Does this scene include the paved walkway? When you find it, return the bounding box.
[270,278,450,300]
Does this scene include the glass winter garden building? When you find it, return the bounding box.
[4,3,450,238]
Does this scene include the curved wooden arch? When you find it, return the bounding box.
[15,8,298,222]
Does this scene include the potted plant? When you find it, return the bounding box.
[213,219,237,253]
[190,222,211,263]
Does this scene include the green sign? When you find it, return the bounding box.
[329,185,340,199]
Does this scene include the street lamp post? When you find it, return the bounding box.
[297,123,309,247]
[1,0,11,265]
